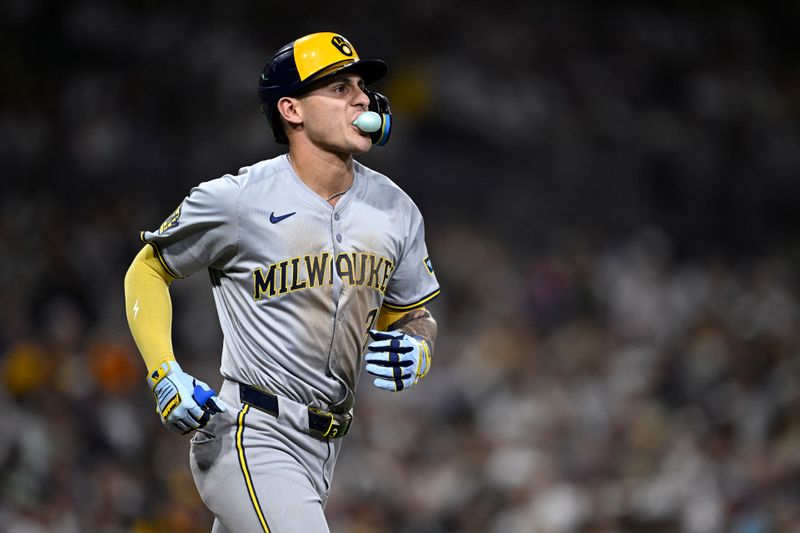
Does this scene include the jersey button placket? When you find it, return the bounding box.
[329,210,344,380]
[330,209,345,302]
[332,210,343,243]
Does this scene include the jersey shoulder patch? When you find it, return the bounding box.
[423,255,434,275]
[158,205,181,234]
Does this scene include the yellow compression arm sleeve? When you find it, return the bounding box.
[377,305,426,331]
[124,245,177,374]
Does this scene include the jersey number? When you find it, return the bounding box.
[361,307,379,352]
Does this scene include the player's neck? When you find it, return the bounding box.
[288,148,354,205]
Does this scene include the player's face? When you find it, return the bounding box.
[297,74,373,154]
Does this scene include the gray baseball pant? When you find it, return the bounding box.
[190,379,342,533]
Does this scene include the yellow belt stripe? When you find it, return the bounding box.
[236,405,270,533]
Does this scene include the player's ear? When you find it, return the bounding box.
[276,97,303,127]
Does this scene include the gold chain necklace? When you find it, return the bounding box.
[326,186,351,202]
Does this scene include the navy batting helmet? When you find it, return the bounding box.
[258,32,389,144]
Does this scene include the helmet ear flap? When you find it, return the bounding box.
[365,90,392,146]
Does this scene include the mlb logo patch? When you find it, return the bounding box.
[423,256,434,275]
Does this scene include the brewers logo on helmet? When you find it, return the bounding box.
[258,32,392,146]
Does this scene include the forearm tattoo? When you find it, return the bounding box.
[389,308,438,354]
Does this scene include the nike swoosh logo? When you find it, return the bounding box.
[270,211,296,224]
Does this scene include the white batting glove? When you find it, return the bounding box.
[147,360,226,434]
[365,330,431,392]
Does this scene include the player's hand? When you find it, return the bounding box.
[147,360,226,434]
[365,330,431,392]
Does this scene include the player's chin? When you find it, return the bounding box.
[347,132,373,154]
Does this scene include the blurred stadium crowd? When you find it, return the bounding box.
[2,1,800,532]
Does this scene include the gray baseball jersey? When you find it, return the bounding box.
[142,154,439,531]
[142,154,439,413]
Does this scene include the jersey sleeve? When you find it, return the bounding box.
[382,203,440,311]
[139,174,240,279]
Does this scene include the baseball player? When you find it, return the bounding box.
[124,32,439,532]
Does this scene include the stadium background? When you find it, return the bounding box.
[2,2,799,531]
